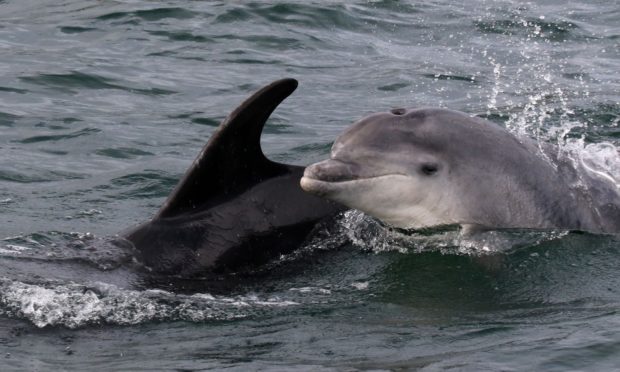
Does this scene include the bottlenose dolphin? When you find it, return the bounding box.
[301,107,620,234]
[124,79,344,275]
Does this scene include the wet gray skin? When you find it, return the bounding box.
[301,108,620,234]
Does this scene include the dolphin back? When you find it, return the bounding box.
[124,79,344,275]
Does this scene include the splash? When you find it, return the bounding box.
[1,231,132,270]
[476,6,619,190]
[337,210,569,256]
[0,279,298,328]
[572,142,620,187]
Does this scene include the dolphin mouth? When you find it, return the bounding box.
[300,174,378,197]
[300,160,356,197]
[302,158,362,183]
[300,176,334,196]
[300,159,405,197]
[302,158,408,183]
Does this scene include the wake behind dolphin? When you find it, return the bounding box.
[301,108,620,234]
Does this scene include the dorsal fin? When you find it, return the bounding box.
[156,78,298,219]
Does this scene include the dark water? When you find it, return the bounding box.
[1,0,619,370]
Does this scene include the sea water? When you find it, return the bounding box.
[1,1,619,370]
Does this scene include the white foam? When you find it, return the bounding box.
[351,281,369,290]
[335,209,570,256]
[289,287,332,295]
[578,142,620,187]
[0,279,299,328]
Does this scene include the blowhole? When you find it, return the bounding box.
[390,108,407,115]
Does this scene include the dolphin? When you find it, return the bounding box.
[124,78,344,276]
[301,107,620,234]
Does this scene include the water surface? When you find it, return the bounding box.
[1,0,619,370]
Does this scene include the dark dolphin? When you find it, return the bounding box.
[301,107,620,234]
[124,79,344,276]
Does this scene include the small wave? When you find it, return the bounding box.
[0,86,28,94]
[0,169,86,183]
[58,26,97,34]
[19,72,176,96]
[569,104,620,143]
[190,117,220,127]
[377,82,410,92]
[215,3,362,31]
[0,111,20,127]
[20,72,123,92]
[104,171,178,199]
[17,127,100,144]
[421,73,478,84]
[96,7,197,23]
[1,232,132,271]
[289,142,333,156]
[474,18,582,42]
[94,147,154,160]
[215,34,305,51]
[147,30,212,43]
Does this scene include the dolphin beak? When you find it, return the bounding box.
[303,159,360,183]
[301,159,359,197]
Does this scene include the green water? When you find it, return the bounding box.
[1,1,619,370]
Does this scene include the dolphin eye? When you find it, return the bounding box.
[420,163,439,176]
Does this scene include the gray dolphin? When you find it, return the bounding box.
[301,108,620,234]
[124,79,344,275]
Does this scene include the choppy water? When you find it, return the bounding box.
[1,0,619,370]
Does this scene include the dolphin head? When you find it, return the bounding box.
[301,108,465,228]
[301,107,537,229]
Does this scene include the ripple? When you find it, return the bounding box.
[289,142,333,155]
[215,34,305,51]
[242,3,363,30]
[19,72,177,96]
[569,103,620,142]
[220,57,282,65]
[104,171,178,199]
[96,7,197,22]
[474,18,581,41]
[214,7,253,23]
[190,117,219,126]
[262,118,294,135]
[21,72,121,91]
[0,170,86,183]
[0,86,28,94]
[16,128,100,144]
[421,73,478,83]
[167,111,202,119]
[147,30,213,43]
[377,82,410,92]
[0,112,19,127]
[1,233,132,271]
[58,26,97,34]
[94,147,154,159]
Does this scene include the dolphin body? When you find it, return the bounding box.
[124,79,344,276]
[301,107,620,234]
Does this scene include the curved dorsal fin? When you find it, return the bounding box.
[156,78,298,219]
